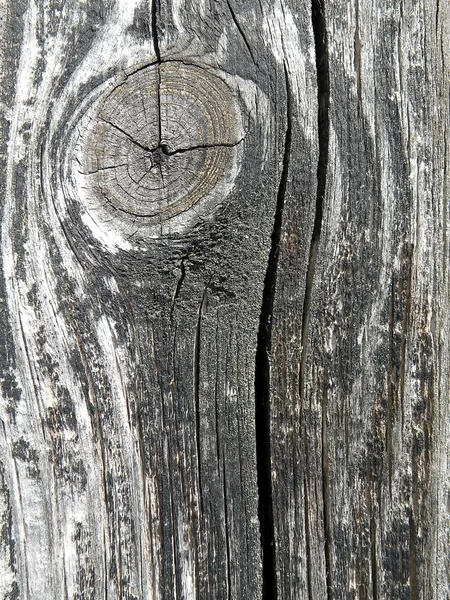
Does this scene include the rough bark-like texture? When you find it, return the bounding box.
[0,1,447,600]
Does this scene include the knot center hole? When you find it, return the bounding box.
[150,144,170,168]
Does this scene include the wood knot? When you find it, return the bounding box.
[75,61,245,241]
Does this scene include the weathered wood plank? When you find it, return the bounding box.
[269,1,450,598]
[0,1,318,598]
[0,0,448,599]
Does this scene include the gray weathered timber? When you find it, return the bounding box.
[0,1,316,598]
[0,1,448,600]
[269,1,450,599]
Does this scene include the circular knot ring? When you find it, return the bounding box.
[76,61,244,237]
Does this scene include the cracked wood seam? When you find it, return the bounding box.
[0,2,448,600]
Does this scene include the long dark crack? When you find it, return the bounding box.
[226,0,257,65]
[255,62,292,600]
[194,287,208,517]
[170,259,186,323]
[163,138,245,156]
[301,0,331,598]
[80,162,128,175]
[299,0,330,403]
[99,118,243,172]
[311,0,330,242]
[151,0,163,194]
[151,0,161,63]
[222,456,232,600]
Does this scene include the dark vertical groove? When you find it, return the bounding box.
[255,62,292,600]
[214,322,221,471]
[409,513,418,599]
[194,289,207,516]
[370,514,379,600]
[151,0,162,148]
[354,0,362,106]
[300,0,330,401]
[170,259,186,323]
[103,531,108,600]
[151,0,161,62]
[387,280,395,497]
[310,0,330,244]
[62,555,68,600]
[322,386,332,600]
[304,477,313,600]
[226,0,257,65]
[400,246,413,431]
[167,437,181,600]
[443,129,448,276]
[222,457,232,600]
[117,527,123,598]
[302,1,331,597]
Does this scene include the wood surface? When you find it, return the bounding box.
[0,1,448,599]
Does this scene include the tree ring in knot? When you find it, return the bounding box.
[76,61,245,239]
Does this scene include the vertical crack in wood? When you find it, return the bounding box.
[387,280,395,497]
[301,0,331,597]
[62,549,69,600]
[214,321,221,472]
[71,323,109,513]
[151,0,162,158]
[354,0,362,107]
[310,0,329,246]
[81,357,111,597]
[102,531,107,600]
[321,384,332,600]
[255,62,292,600]
[400,244,413,431]
[167,433,181,600]
[409,513,418,600]
[226,0,257,66]
[194,288,208,517]
[151,0,161,62]
[11,456,30,599]
[304,476,313,600]
[300,0,330,402]
[17,312,43,437]
[370,511,378,600]
[170,259,186,323]
[117,523,123,598]
[443,128,448,283]
[366,441,379,600]
[222,455,232,600]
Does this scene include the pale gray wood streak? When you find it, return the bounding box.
[0,1,317,599]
